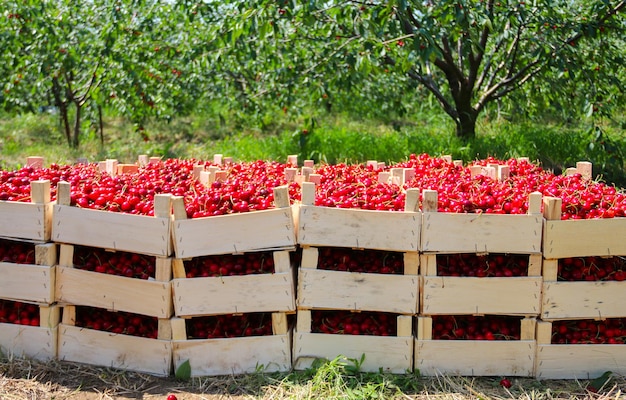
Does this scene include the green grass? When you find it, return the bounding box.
[1,110,625,187]
[3,352,619,399]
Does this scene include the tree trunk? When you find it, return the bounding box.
[455,108,478,140]
[59,105,72,147]
[51,78,72,146]
[98,104,104,145]
[72,103,81,148]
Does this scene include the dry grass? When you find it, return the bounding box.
[3,354,623,400]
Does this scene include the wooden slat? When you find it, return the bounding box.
[272,313,288,335]
[536,344,626,379]
[415,340,535,377]
[543,218,626,258]
[293,333,413,373]
[0,202,52,241]
[172,208,296,258]
[53,205,171,256]
[40,305,61,329]
[422,212,542,254]
[417,317,433,340]
[0,323,57,361]
[297,269,418,314]
[58,324,172,377]
[298,205,420,252]
[35,243,57,266]
[172,273,295,317]
[542,281,626,320]
[30,180,50,204]
[0,263,55,304]
[55,266,172,318]
[296,309,312,333]
[173,334,291,376]
[422,276,542,316]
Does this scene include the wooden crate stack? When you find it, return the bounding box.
[0,167,60,361]
[53,180,174,377]
[536,193,626,379]
[169,183,295,377]
[292,181,420,373]
[0,239,59,361]
[416,188,543,376]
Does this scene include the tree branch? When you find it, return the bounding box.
[384,55,457,119]
[468,0,494,88]
[477,0,626,111]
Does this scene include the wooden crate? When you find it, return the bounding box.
[541,197,626,320]
[52,182,172,257]
[296,183,420,252]
[292,310,413,373]
[421,190,543,254]
[0,242,56,304]
[542,197,626,259]
[55,244,172,318]
[0,304,60,361]
[541,259,626,320]
[171,313,292,376]
[171,250,295,317]
[297,247,419,314]
[58,305,172,377]
[0,180,53,242]
[420,253,542,316]
[415,316,536,377]
[170,186,296,258]
[535,320,626,379]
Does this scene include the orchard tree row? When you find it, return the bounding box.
[1,0,624,146]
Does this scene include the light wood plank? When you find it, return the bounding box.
[55,266,172,318]
[0,263,55,303]
[422,212,542,254]
[422,276,542,316]
[52,205,171,256]
[30,180,50,204]
[296,310,312,333]
[542,281,626,320]
[415,340,535,376]
[293,333,413,373]
[40,305,61,328]
[35,243,57,266]
[297,269,418,314]
[0,202,52,241]
[172,208,296,258]
[536,344,626,379]
[58,324,172,377]
[417,317,432,340]
[0,323,57,361]
[298,206,420,252]
[543,218,626,258]
[272,313,288,335]
[172,273,295,317]
[172,334,292,376]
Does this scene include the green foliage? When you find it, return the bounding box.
[278,355,421,400]
[205,0,626,139]
[2,111,624,188]
[2,1,624,147]
[175,359,191,381]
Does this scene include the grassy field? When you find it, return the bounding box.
[1,111,625,187]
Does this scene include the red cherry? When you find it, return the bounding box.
[500,378,512,388]
[167,395,178,400]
